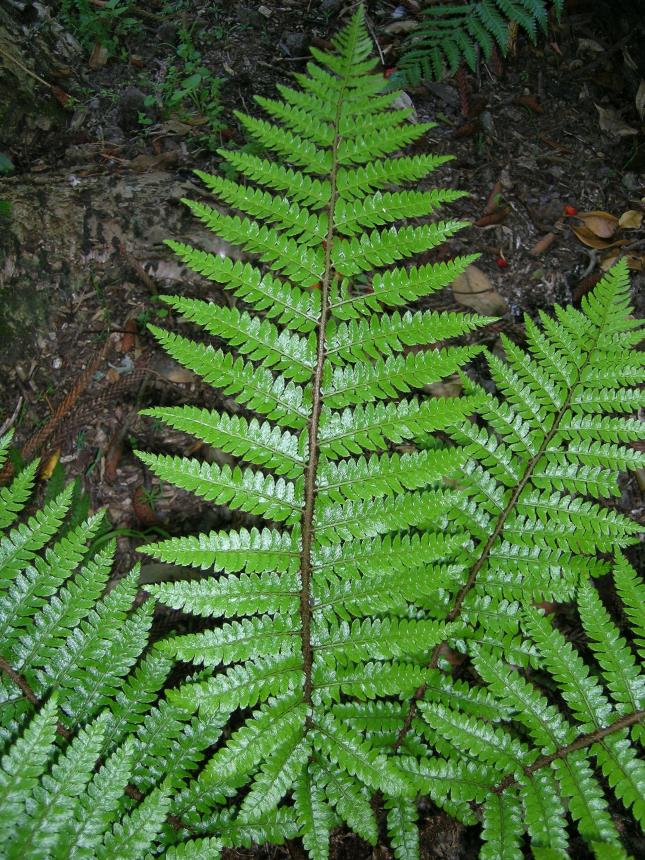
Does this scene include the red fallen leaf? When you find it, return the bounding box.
[104,437,123,483]
[530,232,556,256]
[473,207,510,227]
[133,485,160,527]
[496,256,509,268]
[514,94,544,114]
[563,204,577,217]
[119,317,138,353]
[484,180,504,215]
[51,85,71,107]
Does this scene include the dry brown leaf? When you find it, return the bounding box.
[119,317,138,353]
[88,42,108,69]
[530,232,556,256]
[153,356,196,384]
[104,437,123,483]
[601,253,644,272]
[626,254,645,271]
[576,210,619,239]
[618,209,643,229]
[571,223,626,250]
[451,265,508,316]
[595,103,638,138]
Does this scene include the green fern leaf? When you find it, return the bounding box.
[0,697,58,841]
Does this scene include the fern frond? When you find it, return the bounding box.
[140,9,485,857]
[436,261,644,638]
[416,566,645,857]
[395,1,561,86]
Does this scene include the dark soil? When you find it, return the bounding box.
[0,1,643,858]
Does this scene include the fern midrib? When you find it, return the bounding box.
[395,304,615,750]
[489,707,645,798]
[299,52,354,712]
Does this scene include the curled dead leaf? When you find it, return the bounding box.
[575,210,619,239]
[451,265,508,316]
[618,209,643,229]
[530,232,556,256]
[40,449,61,480]
[571,223,626,250]
[595,103,638,138]
[474,207,510,227]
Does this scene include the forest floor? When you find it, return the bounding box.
[0,1,644,857]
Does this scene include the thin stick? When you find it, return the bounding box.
[0,45,55,90]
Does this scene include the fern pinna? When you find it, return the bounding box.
[136,7,489,854]
[384,263,645,857]
[0,431,224,859]
[394,0,564,86]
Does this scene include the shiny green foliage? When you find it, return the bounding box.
[0,431,222,859]
[139,9,485,858]
[443,262,645,659]
[375,266,644,860]
[395,0,565,85]
[417,556,645,859]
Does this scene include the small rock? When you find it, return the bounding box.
[279,31,309,57]
[238,6,265,27]
[157,21,178,44]
[118,87,149,132]
[103,125,125,144]
[320,0,342,12]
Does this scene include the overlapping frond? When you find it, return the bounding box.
[416,559,644,858]
[441,262,644,641]
[0,433,224,858]
[395,1,564,86]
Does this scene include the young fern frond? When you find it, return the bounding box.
[395,1,564,86]
[138,9,487,856]
[416,557,644,858]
